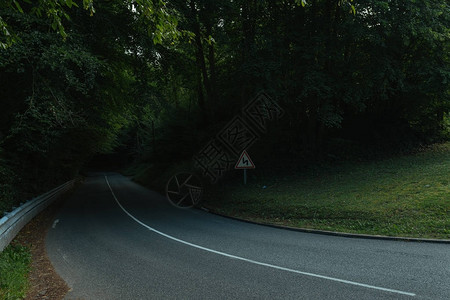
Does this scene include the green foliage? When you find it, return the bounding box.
[0,0,182,48]
[0,2,141,210]
[0,157,17,216]
[0,245,32,300]
[0,12,101,191]
[0,15,16,49]
[0,0,95,47]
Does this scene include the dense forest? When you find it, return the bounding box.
[1,0,449,212]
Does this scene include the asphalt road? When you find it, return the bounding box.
[46,173,450,300]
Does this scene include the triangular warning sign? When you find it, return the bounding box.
[188,186,203,205]
[235,150,255,169]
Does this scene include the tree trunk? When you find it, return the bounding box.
[240,0,256,105]
[189,0,213,114]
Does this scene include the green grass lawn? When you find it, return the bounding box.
[203,142,450,239]
[0,244,31,300]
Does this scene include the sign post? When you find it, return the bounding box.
[235,150,255,185]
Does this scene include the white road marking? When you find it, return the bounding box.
[52,219,60,228]
[104,175,416,297]
[57,248,70,265]
[62,254,69,264]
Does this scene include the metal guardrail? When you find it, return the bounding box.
[0,179,76,252]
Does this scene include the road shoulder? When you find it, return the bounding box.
[11,194,72,300]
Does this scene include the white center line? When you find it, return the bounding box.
[105,175,416,297]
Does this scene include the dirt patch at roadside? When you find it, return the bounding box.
[11,187,77,300]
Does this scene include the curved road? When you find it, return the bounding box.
[46,173,449,299]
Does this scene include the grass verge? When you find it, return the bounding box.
[0,244,31,300]
[203,142,450,239]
